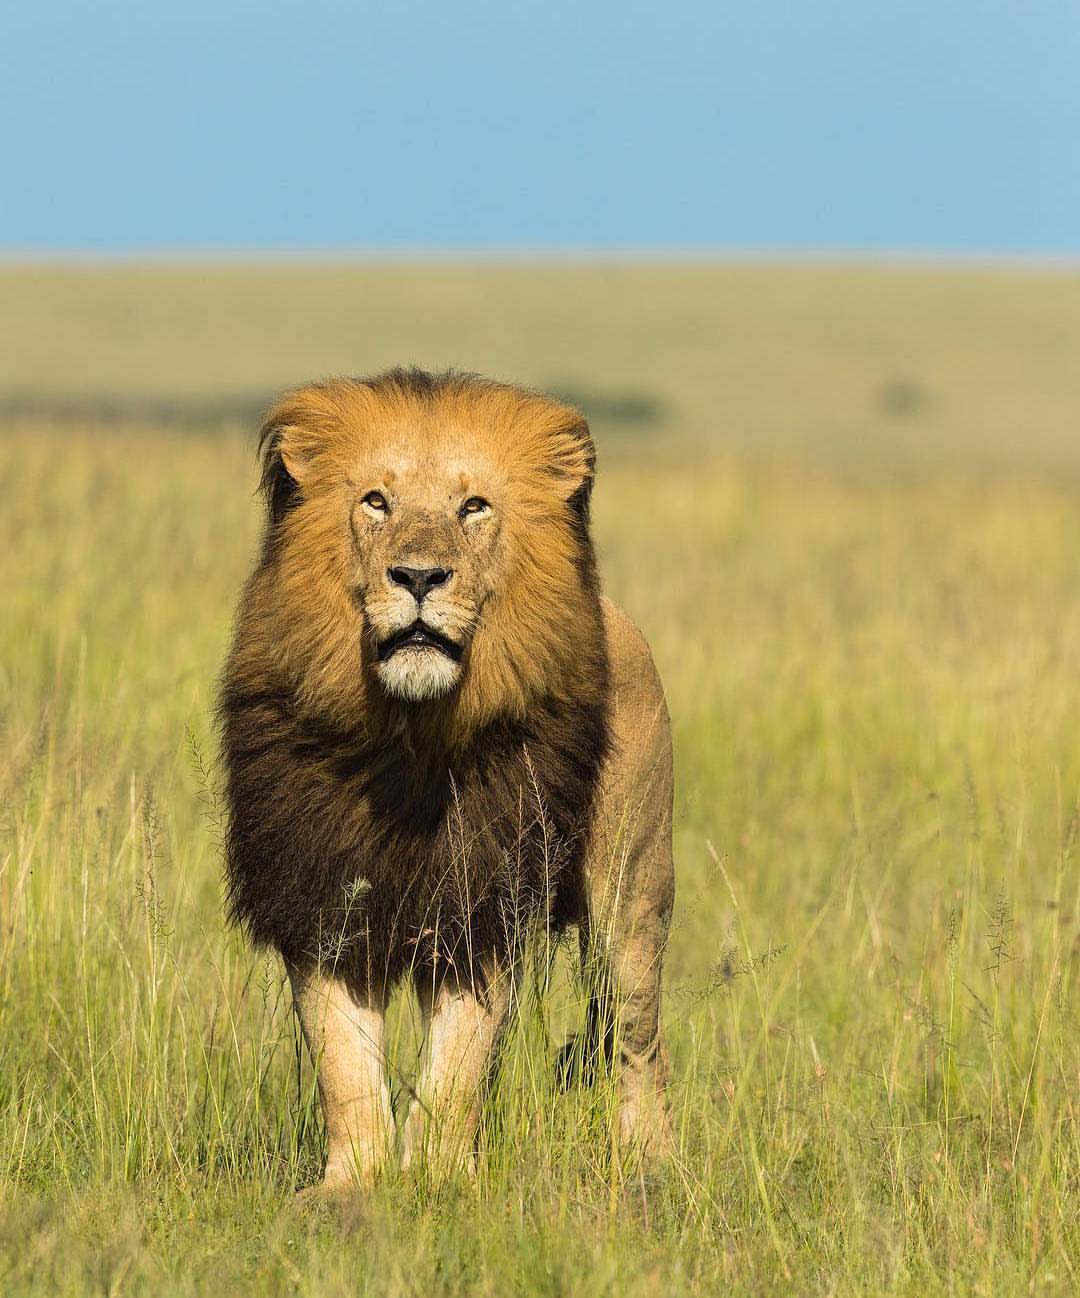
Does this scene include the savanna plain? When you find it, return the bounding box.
[1,262,1078,1295]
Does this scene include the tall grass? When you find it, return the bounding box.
[2,414,1076,1294]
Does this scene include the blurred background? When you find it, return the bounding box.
[4,0,1080,472]
[3,4,1079,1294]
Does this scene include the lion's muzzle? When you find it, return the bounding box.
[377,621,463,663]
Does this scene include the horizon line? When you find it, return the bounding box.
[2,246,1080,272]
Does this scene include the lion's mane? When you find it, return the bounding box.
[219,369,610,991]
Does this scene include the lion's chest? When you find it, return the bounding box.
[224,703,607,984]
[340,751,578,957]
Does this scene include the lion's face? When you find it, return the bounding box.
[351,445,505,702]
[252,372,601,730]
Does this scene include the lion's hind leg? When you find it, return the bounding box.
[577,599,677,1158]
[566,907,673,1160]
[573,602,675,1163]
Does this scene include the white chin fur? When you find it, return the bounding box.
[376,648,462,701]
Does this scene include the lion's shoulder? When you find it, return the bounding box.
[597,591,672,789]
[600,596,662,703]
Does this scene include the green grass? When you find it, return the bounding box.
[1,263,1078,1295]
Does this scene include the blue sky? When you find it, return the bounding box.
[3,1,1078,253]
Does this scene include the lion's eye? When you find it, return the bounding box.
[460,496,490,517]
[362,491,389,513]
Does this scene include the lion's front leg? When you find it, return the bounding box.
[288,963,393,1190]
[401,959,513,1174]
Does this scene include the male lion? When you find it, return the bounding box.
[220,368,674,1188]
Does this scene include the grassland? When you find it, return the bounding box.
[1,262,1078,1295]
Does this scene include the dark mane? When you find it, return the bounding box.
[219,678,608,991]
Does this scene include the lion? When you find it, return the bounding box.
[219,368,675,1188]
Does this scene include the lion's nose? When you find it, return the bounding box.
[388,565,453,603]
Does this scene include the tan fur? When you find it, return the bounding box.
[287,965,393,1187]
[584,597,676,1154]
[402,957,515,1172]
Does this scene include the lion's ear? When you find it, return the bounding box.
[257,389,333,521]
[548,414,596,517]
